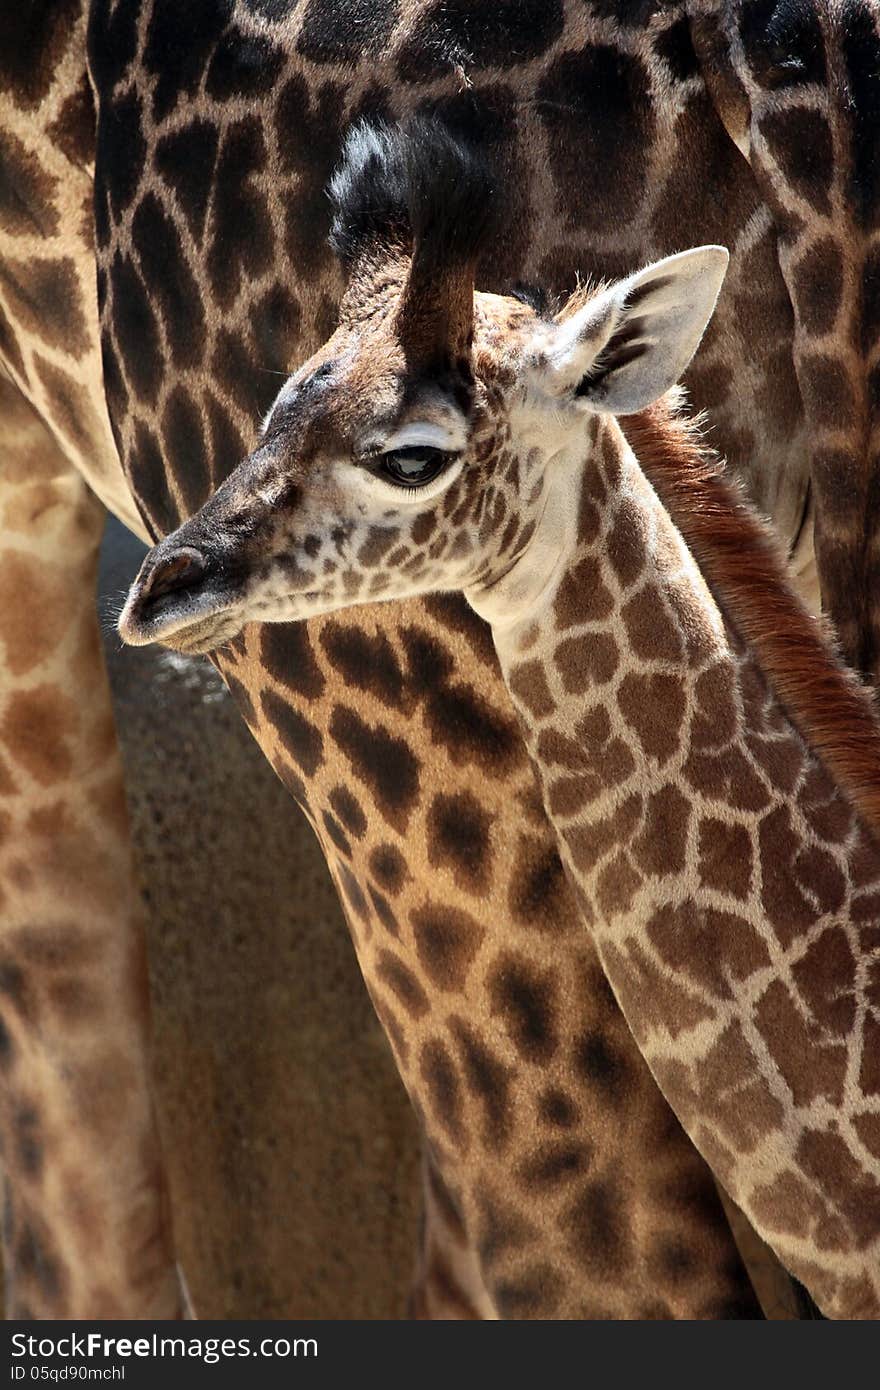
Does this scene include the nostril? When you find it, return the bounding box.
[141,546,207,604]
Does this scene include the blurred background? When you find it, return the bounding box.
[99,518,421,1318]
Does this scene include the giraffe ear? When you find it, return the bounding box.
[541,246,729,415]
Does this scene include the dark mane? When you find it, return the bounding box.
[625,398,880,837]
[328,116,497,272]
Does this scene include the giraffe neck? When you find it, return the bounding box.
[472,414,737,898]
[469,413,726,666]
[469,416,880,1317]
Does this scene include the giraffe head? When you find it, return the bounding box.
[118,120,727,653]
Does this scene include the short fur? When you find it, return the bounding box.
[625,398,880,836]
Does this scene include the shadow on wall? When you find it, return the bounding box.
[99,518,420,1319]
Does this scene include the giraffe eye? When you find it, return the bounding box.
[378,445,454,488]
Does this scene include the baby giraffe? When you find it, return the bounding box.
[120,122,880,1318]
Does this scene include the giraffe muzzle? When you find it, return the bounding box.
[118,543,237,650]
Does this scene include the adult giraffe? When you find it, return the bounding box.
[0,0,876,1318]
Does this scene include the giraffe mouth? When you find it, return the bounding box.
[158,611,247,655]
[118,593,246,654]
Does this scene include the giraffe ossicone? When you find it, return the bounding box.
[120,120,880,1319]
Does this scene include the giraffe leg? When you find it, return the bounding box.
[408,1148,497,1321]
[0,375,181,1318]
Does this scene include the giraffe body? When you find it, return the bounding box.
[122,124,880,1318]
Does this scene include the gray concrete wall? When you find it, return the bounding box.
[100,519,421,1318]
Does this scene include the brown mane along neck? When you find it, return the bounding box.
[622,398,880,837]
